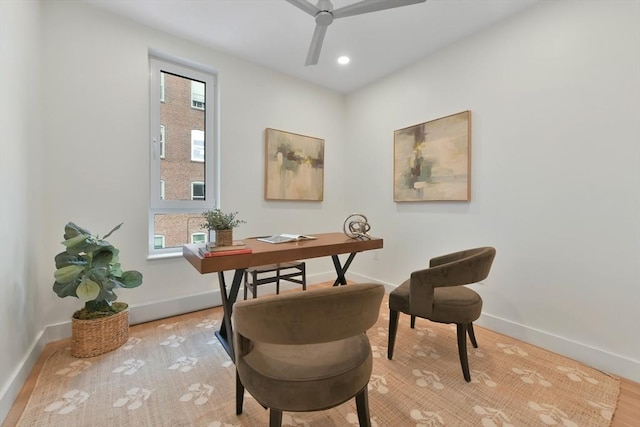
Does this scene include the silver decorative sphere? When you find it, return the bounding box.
[343,214,371,240]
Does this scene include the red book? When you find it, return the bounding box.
[199,247,252,258]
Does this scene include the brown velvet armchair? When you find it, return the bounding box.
[232,283,385,426]
[387,247,496,382]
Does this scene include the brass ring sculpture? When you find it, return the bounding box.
[343,213,371,240]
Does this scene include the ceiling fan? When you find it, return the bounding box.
[286,0,427,66]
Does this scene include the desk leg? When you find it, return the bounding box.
[332,253,357,286]
[215,268,245,361]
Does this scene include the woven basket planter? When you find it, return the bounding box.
[71,305,129,358]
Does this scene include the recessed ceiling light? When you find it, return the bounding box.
[337,56,350,65]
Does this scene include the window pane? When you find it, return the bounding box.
[154,213,208,249]
[159,72,205,202]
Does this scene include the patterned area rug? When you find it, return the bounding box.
[17,294,619,426]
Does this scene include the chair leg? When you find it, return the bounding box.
[243,272,248,300]
[252,270,258,298]
[301,263,307,291]
[388,310,399,359]
[456,323,471,382]
[355,386,372,427]
[410,315,416,328]
[236,371,244,415]
[467,322,478,348]
[275,266,280,295]
[269,408,283,427]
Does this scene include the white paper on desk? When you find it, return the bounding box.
[257,234,316,244]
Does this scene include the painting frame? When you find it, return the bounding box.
[393,111,471,202]
[264,128,325,201]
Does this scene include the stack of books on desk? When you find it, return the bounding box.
[199,241,252,258]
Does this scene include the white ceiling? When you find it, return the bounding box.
[83,0,539,93]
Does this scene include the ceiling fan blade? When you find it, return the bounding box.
[285,0,320,17]
[305,23,329,66]
[333,0,426,19]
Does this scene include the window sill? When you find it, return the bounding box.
[147,251,183,261]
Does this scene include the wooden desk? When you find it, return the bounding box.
[183,232,383,360]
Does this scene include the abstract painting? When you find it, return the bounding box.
[394,111,471,202]
[264,128,324,201]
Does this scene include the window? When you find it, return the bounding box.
[160,73,165,102]
[154,235,166,249]
[191,130,204,162]
[191,81,205,109]
[192,181,204,200]
[160,125,165,159]
[149,53,218,256]
[191,232,207,244]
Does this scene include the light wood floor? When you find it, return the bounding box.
[612,377,640,427]
[3,302,639,427]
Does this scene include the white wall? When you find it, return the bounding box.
[345,0,640,381]
[0,0,44,421]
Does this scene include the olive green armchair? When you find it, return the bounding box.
[387,247,496,382]
[233,283,385,426]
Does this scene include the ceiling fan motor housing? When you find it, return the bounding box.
[315,10,334,25]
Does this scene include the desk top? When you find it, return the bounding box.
[183,232,383,274]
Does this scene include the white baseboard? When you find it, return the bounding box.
[0,331,47,425]
[476,313,640,382]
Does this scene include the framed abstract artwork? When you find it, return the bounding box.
[394,111,471,202]
[264,128,324,201]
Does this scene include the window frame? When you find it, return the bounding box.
[149,52,219,257]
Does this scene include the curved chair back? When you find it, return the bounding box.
[409,246,496,318]
[427,246,496,285]
[233,283,384,345]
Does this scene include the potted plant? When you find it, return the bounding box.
[53,222,143,357]
[201,209,246,246]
